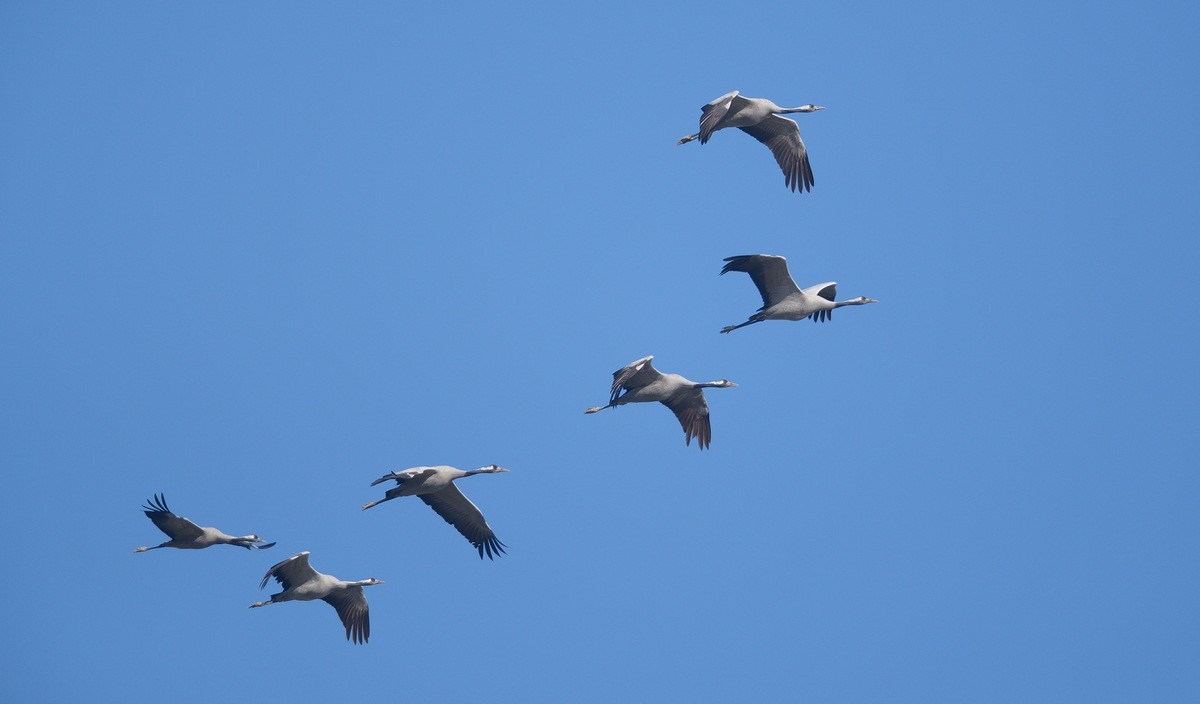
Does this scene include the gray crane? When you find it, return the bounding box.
[585,355,737,450]
[249,551,383,644]
[363,465,509,560]
[678,90,825,192]
[719,254,877,334]
[133,494,276,552]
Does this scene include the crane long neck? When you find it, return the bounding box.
[463,467,500,477]
[833,298,869,308]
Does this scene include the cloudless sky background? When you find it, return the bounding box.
[2,1,1198,701]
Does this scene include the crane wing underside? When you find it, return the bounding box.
[322,587,370,644]
[738,116,814,193]
[662,388,712,450]
[420,484,506,560]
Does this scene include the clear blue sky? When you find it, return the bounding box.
[2,2,1198,701]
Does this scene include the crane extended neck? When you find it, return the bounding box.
[834,297,878,308]
[778,104,825,114]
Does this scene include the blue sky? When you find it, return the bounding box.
[2,1,1198,701]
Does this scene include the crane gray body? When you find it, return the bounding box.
[719,255,877,333]
[678,90,825,193]
[250,551,382,644]
[363,465,509,560]
[133,494,275,552]
[585,355,737,450]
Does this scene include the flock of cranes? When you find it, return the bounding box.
[585,252,877,449]
[135,468,508,643]
[135,91,875,644]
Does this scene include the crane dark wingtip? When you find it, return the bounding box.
[476,536,507,560]
[142,493,171,515]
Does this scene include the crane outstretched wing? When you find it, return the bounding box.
[420,484,507,560]
[610,355,661,401]
[370,467,438,488]
[662,388,712,450]
[802,282,838,322]
[259,551,319,590]
[323,587,371,644]
[739,115,814,192]
[142,494,204,541]
[721,255,801,309]
[802,282,837,301]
